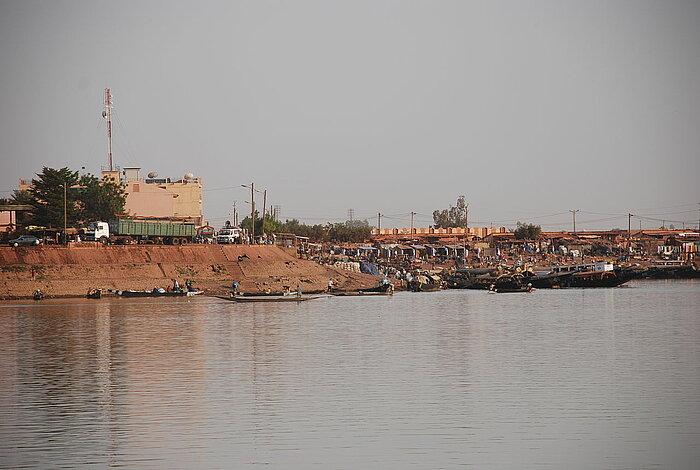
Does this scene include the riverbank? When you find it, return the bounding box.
[0,245,382,300]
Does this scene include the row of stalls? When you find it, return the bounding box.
[311,230,700,265]
[328,244,471,261]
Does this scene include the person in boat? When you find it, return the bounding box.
[231,281,239,295]
[185,279,194,292]
[327,279,334,293]
[296,285,302,297]
[33,288,44,300]
[172,279,181,292]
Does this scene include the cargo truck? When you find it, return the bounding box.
[85,217,196,245]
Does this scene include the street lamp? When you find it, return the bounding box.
[241,183,255,242]
[241,183,268,243]
[62,182,67,245]
[61,183,86,245]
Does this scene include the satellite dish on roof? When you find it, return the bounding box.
[184,173,194,180]
[147,172,158,178]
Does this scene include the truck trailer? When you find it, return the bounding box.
[85,217,196,245]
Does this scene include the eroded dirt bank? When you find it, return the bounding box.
[0,245,381,300]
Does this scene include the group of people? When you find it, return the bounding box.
[171,279,196,292]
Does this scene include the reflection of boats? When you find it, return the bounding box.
[488,283,534,293]
[114,289,203,297]
[219,294,322,302]
[331,290,393,296]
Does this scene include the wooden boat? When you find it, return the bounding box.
[527,271,574,289]
[568,271,630,288]
[483,273,533,293]
[114,289,203,297]
[86,289,102,299]
[219,294,322,302]
[408,274,443,292]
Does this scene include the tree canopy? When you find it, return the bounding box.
[22,167,126,230]
[78,173,127,222]
[513,222,542,240]
[432,196,468,228]
[241,216,372,243]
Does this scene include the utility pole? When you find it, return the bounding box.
[232,201,238,226]
[261,190,267,235]
[377,212,382,232]
[628,213,633,253]
[464,202,469,264]
[569,209,579,234]
[274,205,282,222]
[241,183,255,242]
[465,202,469,234]
[251,184,255,241]
[410,211,416,234]
[63,182,67,245]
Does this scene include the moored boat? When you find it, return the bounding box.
[568,270,630,288]
[486,273,534,293]
[526,271,574,289]
[86,289,102,299]
[114,288,203,297]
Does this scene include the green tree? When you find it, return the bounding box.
[25,167,128,230]
[28,167,80,229]
[240,212,281,237]
[327,220,372,242]
[513,222,542,240]
[432,195,468,228]
[78,173,127,222]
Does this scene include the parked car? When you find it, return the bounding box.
[8,235,42,247]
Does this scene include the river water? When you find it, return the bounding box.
[1,280,698,469]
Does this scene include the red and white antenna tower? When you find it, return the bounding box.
[103,88,114,171]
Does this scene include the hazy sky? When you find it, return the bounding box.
[1,0,698,231]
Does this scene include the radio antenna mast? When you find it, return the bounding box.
[103,88,114,171]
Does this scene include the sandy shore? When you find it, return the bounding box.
[0,244,382,300]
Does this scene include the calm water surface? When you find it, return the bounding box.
[1,280,698,469]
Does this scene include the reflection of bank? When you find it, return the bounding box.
[92,300,213,463]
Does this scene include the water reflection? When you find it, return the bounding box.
[0,281,699,469]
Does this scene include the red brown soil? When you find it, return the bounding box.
[0,244,381,300]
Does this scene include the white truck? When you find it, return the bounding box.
[85,221,110,243]
[216,226,246,244]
